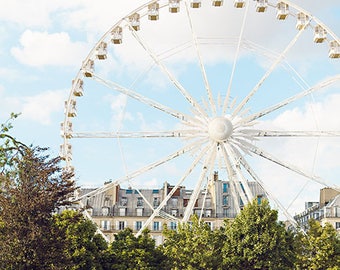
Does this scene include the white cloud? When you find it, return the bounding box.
[0,0,83,28]
[21,90,66,125]
[0,89,66,125]
[11,30,89,67]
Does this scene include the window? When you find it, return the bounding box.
[257,195,263,205]
[120,197,127,206]
[126,189,133,194]
[170,198,178,207]
[169,221,177,230]
[223,195,228,206]
[223,183,229,193]
[153,197,160,207]
[183,199,189,207]
[136,208,143,217]
[137,197,144,207]
[102,207,109,216]
[152,189,159,194]
[118,221,125,230]
[205,209,212,217]
[223,208,228,217]
[135,221,142,230]
[153,221,160,231]
[336,222,340,230]
[101,220,110,230]
[119,208,126,216]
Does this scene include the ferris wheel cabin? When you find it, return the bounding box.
[296,12,309,30]
[276,2,289,20]
[111,27,122,44]
[96,41,107,60]
[314,25,327,43]
[191,0,201,8]
[72,79,84,97]
[169,0,180,13]
[255,0,268,13]
[234,0,245,8]
[212,0,223,7]
[129,13,140,31]
[329,40,340,58]
[83,59,94,77]
[148,3,160,20]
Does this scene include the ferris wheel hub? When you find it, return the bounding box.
[208,117,233,142]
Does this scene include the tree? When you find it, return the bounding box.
[52,210,108,270]
[295,219,340,269]
[160,215,224,270]
[0,122,76,269]
[102,228,165,270]
[221,199,296,269]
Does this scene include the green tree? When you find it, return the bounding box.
[295,219,340,270]
[0,119,76,269]
[222,199,296,270]
[52,210,108,270]
[160,215,224,270]
[103,228,165,270]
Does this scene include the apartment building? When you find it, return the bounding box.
[78,172,266,244]
[294,187,340,231]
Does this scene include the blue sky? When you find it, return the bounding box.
[1,0,339,215]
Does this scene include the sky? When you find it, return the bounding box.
[1,0,339,217]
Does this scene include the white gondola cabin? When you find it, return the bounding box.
[169,0,180,13]
[234,0,245,8]
[65,100,77,117]
[96,41,107,60]
[314,25,327,43]
[60,121,73,138]
[329,40,340,58]
[256,0,268,12]
[276,2,289,20]
[148,3,159,20]
[129,13,140,31]
[60,143,72,160]
[296,12,309,30]
[72,78,83,97]
[83,59,94,77]
[212,0,223,7]
[191,0,201,8]
[111,26,122,44]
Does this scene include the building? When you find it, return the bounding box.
[294,187,340,231]
[76,172,266,244]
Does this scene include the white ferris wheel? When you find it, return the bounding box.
[61,0,340,236]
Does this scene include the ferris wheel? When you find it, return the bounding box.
[61,0,340,236]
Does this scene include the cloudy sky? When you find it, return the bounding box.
[1,0,339,216]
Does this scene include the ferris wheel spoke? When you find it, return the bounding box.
[232,22,308,119]
[223,0,250,113]
[136,141,213,236]
[220,142,247,212]
[76,137,208,201]
[184,2,216,116]
[71,129,207,139]
[224,143,254,202]
[235,75,340,127]
[183,141,217,222]
[241,129,340,138]
[91,73,193,123]
[230,144,299,228]
[244,142,340,192]
[127,21,208,119]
